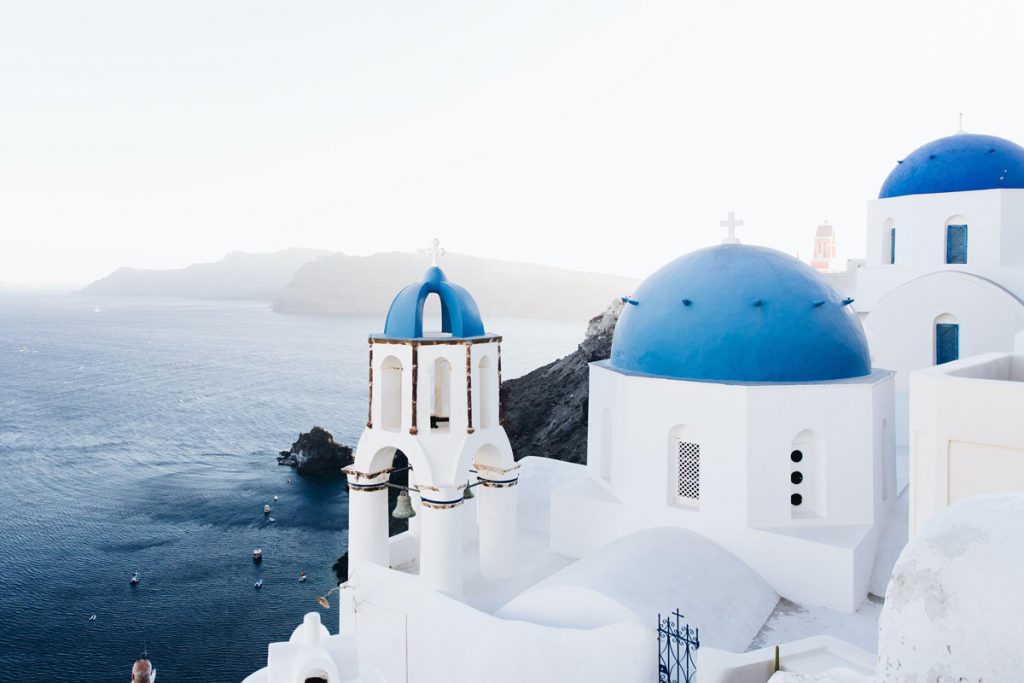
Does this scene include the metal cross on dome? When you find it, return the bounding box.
[420,238,446,266]
[720,211,743,244]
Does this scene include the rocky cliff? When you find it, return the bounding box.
[498,299,622,465]
[277,426,353,476]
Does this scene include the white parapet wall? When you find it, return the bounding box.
[342,562,655,683]
[909,352,1024,535]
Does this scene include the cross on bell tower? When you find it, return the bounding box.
[420,238,446,266]
[720,211,743,244]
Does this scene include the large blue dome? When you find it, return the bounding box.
[382,266,485,339]
[610,244,871,383]
[879,133,1024,198]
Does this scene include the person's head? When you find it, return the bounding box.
[132,658,154,683]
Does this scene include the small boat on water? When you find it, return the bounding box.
[269,517,277,523]
[130,571,140,585]
[298,571,307,583]
[254,578,263,589]
[273,495,279,501]
[252,548,263,562]
[89,614,97,621]
[264,504,271,514]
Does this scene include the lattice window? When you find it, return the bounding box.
[675,440,700,502]
[936,323,959,365]
[946,224,968,264]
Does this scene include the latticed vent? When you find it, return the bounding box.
[946,224,968,264]
[675,440,700,502]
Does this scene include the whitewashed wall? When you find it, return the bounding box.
[558,363,895,612]
[861,271,1024,392]
[909,353,1024,534]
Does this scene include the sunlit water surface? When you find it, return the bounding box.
[0,292,582,682]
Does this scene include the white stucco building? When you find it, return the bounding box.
[857,132,1024,394]
[908,330,1024,535]
[241,134,1024,683]
[552,243,895,612]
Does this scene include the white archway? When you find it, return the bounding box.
[431,357,452,430]
[478,355,494,429]
[380,355,403,432]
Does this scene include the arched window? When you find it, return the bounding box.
[790,430,824,519]
[883,218,896,265]
[430,357,452,430]
[945,215,968,264]
[478,356,494,429]
[935,313,960,365]
[381,356,403,432]
[600,408,612,482]
[422,293,443,336]
[668,425,700,508]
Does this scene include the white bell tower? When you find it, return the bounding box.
[344,241,518,598]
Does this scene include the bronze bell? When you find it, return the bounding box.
[392,489,416,519]
[463,480,475,500]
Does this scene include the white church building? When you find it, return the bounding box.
[553,242,895,612]
[857,131,1024,392]
[245,130,1024,683]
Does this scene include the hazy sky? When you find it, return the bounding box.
[3,0,1024,285]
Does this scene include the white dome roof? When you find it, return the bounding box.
[877,493,1024,680]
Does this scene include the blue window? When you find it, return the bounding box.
[890,227,896,264]
[936,323,959,365]
[946,224,968,264]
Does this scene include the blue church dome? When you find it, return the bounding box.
[610,244,871,383]
[879,133,1024,198]
[382,266,486,339]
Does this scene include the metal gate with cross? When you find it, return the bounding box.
[658,609,699,683]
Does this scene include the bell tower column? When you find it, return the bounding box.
[346,471,390,578]
[477,468,519,580]
[417,486,466,597]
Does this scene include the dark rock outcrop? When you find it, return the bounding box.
[277,426,353,476]
[499,299,622,465]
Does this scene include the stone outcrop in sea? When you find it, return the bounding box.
[499,299,622,465]
[277,426,353,476]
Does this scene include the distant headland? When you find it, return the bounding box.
[80,249,638,322]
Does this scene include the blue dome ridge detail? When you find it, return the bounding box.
[610,244,871,383]
[383,266,485,339]
[879,133,1024,198]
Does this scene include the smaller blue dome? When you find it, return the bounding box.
[879,133,1024,198]
[610,244,871,383]
[382,266,485,339]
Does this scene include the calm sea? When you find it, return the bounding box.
[0,292,583,682]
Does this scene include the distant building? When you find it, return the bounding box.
[810,221,838,273]
[857,132,1024,393]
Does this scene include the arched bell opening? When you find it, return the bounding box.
[478,355,495,429]
[430,357,452,431]
[380,355,404,432]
